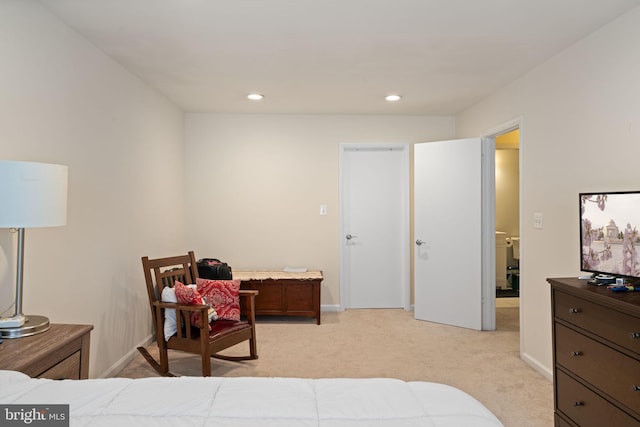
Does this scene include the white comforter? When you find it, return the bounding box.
[0,370,503,426]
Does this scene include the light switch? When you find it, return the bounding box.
[533,213,543,229]
[320,205,327,216]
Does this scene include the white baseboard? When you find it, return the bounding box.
[521,351,553,381]
[100,334,154,378]
[321,305,414,312]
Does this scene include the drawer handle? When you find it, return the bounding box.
[573,401,584,407]
[631,332,640,339]
[571,351,583,357]
[633,385,640,392]
[568,308,581,314]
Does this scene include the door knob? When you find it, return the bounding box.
[416,239,425,246]
[346,234,358,240]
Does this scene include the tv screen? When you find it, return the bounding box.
[580,191,640,278]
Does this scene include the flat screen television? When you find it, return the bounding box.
[580,191,640,279]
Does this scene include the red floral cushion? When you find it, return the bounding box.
[196,278,241,321]
[174,281,209,329]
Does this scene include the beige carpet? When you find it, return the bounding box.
[117,304,553,427]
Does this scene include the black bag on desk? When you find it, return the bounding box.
[197,258,233,280]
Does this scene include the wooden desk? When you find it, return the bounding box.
[0,324,93,379]
[235,271,322,324]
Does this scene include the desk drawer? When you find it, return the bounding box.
[556,370,640,426]
[555,323,640,413]
[554,290,640,356]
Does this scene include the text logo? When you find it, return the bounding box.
[0,405,69,426]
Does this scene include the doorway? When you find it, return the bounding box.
[495,129,520,296]
[339,143,410,310]
[490,123,521,333]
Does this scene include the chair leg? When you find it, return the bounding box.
[246,294,258,359]
[249,331,258,359]
[137,347,175,377]
[201,353,211,376]
[200,334,211,376]
[210,330,259,362]
[158,344,170,375]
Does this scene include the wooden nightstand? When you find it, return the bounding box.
[0,324,93,379]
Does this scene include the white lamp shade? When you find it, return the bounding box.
[0,160,68,228]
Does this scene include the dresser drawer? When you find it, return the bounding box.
[555,323,640,413]
[554,413,576,427]
[554,290,640,356]
[556,370,640,426]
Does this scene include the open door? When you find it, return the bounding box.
[414,138,495,330]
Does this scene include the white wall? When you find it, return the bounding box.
[0,1,186,377]
[457,6,640,377]
[184,114,456,307]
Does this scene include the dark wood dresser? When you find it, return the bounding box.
[0,324,92,379]
[548,278,640,426]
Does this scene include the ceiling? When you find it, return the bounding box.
[38,0,640,115]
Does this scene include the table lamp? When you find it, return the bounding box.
[0,160,68,339]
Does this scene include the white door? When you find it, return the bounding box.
[414,138,495,330]
[340,144,410,309]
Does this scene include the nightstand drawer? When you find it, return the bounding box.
[554,290,640,356]
[556,370,640,426]
[0,324,92,379]
[38,350,81,380]
[556,323,640,413]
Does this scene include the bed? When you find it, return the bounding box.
[0,370,504,426]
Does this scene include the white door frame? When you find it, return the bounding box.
[483,116,523,334]
[480,136,497,330]
[338,143,411,311]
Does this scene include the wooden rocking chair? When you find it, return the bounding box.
[138,251,258,376]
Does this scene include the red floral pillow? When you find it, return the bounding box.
[174,281,209,329]
[196,278,241,321]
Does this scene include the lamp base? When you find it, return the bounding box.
[0,314,26,328]
[0,315,50,339]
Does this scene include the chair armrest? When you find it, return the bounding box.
[152,301,210,336]
[238,290,258,325]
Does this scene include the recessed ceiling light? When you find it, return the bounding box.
[247,93,264,101]
[385,94,401,102]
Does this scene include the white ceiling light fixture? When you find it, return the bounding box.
[385,94,401,102]
[247,93,264,101]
